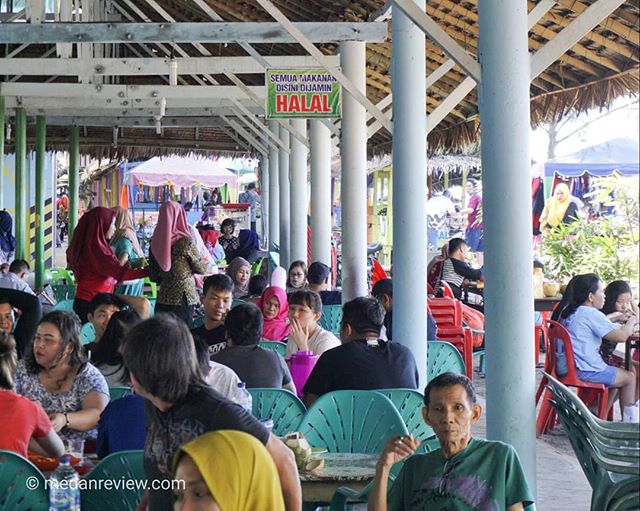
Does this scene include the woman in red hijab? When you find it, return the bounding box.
[149,201,208,327]
[257,286,290,342]
[67,207,148,323]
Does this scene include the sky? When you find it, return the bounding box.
[529,95,639,162]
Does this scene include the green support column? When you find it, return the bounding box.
[14,108,27,260]
[68,126,80,241]
[0,97,5,210]
[35,116,46,289]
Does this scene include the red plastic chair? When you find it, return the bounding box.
[427,283,435,296]
[436,327,475,380]
[440,281,456,299]
[535,320,609,437]
[427,298,462,329]
[534,323,547,366]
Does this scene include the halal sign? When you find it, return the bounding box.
[266,69,341,119]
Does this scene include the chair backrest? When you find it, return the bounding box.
[231,299,246,309]
[109,386,133,401]
[192,316,205,328]
[142,277,157,299]
[546,319,581,385]
[81,450,145,511]
[48,268,76,285]
[427,298,462,328]
[427,341,466,381]
[375,389,435,442]
[0,450,48,511]
[319,304,343,335]
[298,390,409,453]
[440,281,455,299]
[80,322,96,345]
[52,298,75,311]
[259,340,287,357]
[248,388,306,436]
[51,284,77,301]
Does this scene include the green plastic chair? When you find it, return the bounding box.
[109,386,133,401]
[259,340,287,358]
[427,341,466,382]
[80,322,96,345]
[142,277,157,299]
[298,390,409,454]
[192,316,205,328]
[319,304,342,335]
[231,299,246,309]
[52,299,75,311]
[80,450,145,511]
[252,258,264,276]
[51,284,77,301]
[0,450,48,511]
[47,267,76,285]
[375,389,435,442]
[248,388,306,436]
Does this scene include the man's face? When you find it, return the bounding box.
[88,304,121,339]
[465,182,475,194]
[0,303,14,333]
[375,294,392,313]
[423,384,482,446]
[202,288,232,322]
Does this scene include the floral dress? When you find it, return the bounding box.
[15,360,109,441]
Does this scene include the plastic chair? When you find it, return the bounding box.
[47,267,76,285]
[80,322,96,345]
[52,298,75,311]
[436,327,477,380]
[427,297,462,328]
[148,298,156,316]
[248,388,306,436]
[192,316,205,328]
[231,299,245,309]
[259,340,287,357]
[319,304,342,335]
[109,386,133,401]
[0,450,48,511]
[298,390,409,453]
[51,284,77,301]
[142,277,157,299]
[440,281,455,299]
[80,450,145,511]
[375,389,435,442]
[536,320,609,437]
[252,258,264,276]
[427,341,466,381]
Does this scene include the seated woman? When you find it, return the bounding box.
[286,260,308,294]
[0,331,64,458]
[226,257,252,299]
[258,286,290,342]
[219,218,239,261]
[552,274,638,417]
[173,430,285,511]
[90,310,141,387]
[15,311,110,441]
[286,290,340,358]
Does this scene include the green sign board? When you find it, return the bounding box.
[266,69,341,119]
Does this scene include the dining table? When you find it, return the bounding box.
[534,296,562,312]
[299,452,379,503]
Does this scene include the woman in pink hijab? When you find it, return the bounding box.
[149,201,208,327]
[258,286,290,342]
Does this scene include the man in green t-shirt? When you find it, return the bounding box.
[369,372,534,511]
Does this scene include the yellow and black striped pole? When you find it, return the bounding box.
[35,116,46,289]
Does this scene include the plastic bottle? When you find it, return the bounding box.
[234,382,253,414]
[49,455,80,511]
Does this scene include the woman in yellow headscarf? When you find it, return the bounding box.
[539,183,579,231]
[172,430,285,511]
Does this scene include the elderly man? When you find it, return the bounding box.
[369,372,534,511]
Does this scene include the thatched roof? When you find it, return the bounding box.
[2,0,638,158]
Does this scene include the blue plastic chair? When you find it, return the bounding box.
[259,340,287,357]
[248,388,306,436]
[51,284,76,301]
[376,389,435,442]
[0,450,48,511]
[427,341,466,381]
[80,450,145,511]
[319,304,342,335]
[109,386,133,401]
[80,322,96,345]
[52,299,75,311]
[298,390,409,454]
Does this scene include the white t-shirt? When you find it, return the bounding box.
[286,326,341,358]
[206,361,241,400]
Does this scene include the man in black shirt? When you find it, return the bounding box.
[307,261,342,305]
[302,297,419,407]
[190,274,233,355]
[440,237,483,311]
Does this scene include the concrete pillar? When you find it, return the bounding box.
[310,120,332,265]
[260,155,269,246]
[289,118,308,264]
[392,0,428,387]
[279,121,291,270]
[478,0,537,492]
[35,116,46,289]
[68,126,80,241]
[14,108,27,260]
[268,121,280,252]
[340,41,368,301]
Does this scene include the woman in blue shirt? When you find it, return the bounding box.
[552,274,638,415]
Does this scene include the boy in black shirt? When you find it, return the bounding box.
[190,274,233,355]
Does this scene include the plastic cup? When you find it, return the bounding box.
[67,438,85,460]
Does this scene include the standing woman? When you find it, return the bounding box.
[226,257,251,299]
[286,260,308,294]
[0,210,16,265]
[111,207,145,296]
[67,207,147,323]
[149,201,208,327]
[539,183,579,232]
